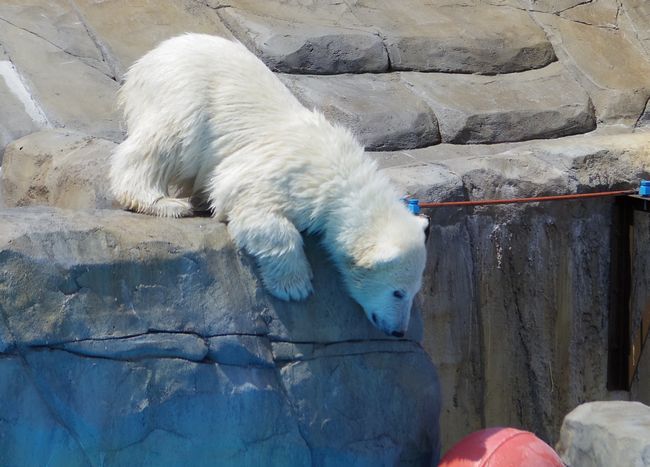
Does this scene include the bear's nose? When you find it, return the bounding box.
[391,331,404,338]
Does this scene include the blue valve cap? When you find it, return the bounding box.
[407,198,421,215]
[640,180,650,197]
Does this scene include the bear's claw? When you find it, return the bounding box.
[266,275,314,302]
[262,265,314,301]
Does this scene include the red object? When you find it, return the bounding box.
[439,427,563,467]
[419,189,636,208]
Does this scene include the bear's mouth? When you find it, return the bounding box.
[370,312,403,337]
[371,312,379,326]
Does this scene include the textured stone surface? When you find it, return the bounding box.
[280,73,440,150]
[352,0,556,74]
[71,0,232,78]
[532,8,650,124]
[1,130,115,209]
[0,0,111,74]
[280,350,440,465]
[372,129,650,448]
[215,0,555,74]
[630,212,650,406]
[0,49,43,163]
[0,352,311,466]
[378,130,650,198]
[5,127,648,452]
[621,0,650,56]
[401,62,596,144]
[207,335,274,368]
[524,0,590,13]
[0,1,121,141]
[217,7,388,74]
[62,333,210,362]
[556,401,650,466]
[212,0,389,74]
[0,207,441,465]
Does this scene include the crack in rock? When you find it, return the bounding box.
[67,0,122,81]
[17,331,423,369]
[270,363,315,464]
[0,15,113,80]
[58,332,209,362]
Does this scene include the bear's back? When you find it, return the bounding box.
[122,34,304,132]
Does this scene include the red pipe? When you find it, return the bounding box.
[419,189,637,208]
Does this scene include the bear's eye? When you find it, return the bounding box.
[393,290,405,299]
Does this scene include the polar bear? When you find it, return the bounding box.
[110,34,428,337]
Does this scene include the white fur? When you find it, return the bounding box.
[110,34,428,336]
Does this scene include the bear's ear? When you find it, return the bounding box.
[354,241,401,269]
[417,214,431,243]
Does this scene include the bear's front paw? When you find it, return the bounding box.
[261,263,314,302]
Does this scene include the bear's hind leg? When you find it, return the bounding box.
[147,196,193,218]
[110,138,193,218]
[228,210,313,301]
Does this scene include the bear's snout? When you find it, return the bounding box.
[370,312,406,338]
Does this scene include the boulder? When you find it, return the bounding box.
[280,73,440,150]
[1,129,115,209]
[556,401,650,466]
[216,7,389,74]
[400,62,596,144]
[0,207,441,465]
[351,0,556,74]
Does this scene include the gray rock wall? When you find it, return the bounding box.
[0,207,440,465]
[374,132,649,447]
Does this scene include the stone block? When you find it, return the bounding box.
[216,6,388,74]
[281,73,440,150]
[557,401,650,466]
[1,129,115,209]
[401,62,596,143]
[353,0,556,74]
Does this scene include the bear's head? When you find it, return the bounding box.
[341,213,429,337]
